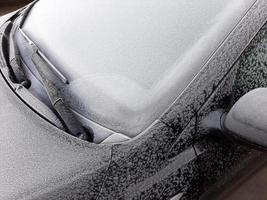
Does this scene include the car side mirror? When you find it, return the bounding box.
[224,88,267,149]
[202,88,267,150]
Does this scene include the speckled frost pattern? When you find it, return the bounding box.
[42,19,267,200]
[129,121,200,200]
[161,0,267,130]
[96,1,267,199]
[195,21,267,194]
[131,160,199,200]
[35,4,267,200]
[98,121,199,199]
[96,64,236,199]
[156,62,238,200]
[194,64,251,190]
[234,21,267,99]
[98,122,179,199]
[96,64,238,199]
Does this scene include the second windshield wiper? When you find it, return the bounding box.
[6,3,94,142]
[30,42,93,141]
[9,22,31,88]
[7,2,36,87]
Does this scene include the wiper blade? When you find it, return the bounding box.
[4,1,93,142]
[31,45,93,141]
[0,22,15,80]
[0,20,29,88]
[4,2,36,87]
[9,22,31,88]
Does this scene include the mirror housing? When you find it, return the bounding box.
[202,88,267,150]
[224,88,267,149]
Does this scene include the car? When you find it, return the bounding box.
[0,0,267,199]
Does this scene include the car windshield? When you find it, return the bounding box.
[11,0,257,142]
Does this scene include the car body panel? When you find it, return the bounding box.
[0,0,267,199]
[0,72,111,199]
[0,23,112,196]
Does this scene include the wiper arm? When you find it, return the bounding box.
[0,22,16,81]
[30,43,93,141]
[9,22,31,88]
[5,1,93,142]
[6,2,36,87]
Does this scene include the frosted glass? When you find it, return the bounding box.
[21,0,256,136]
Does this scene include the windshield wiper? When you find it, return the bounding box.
[9,22,31,88]
[30,43,93,141]
[6,2,36,87]
[5,3,93,142]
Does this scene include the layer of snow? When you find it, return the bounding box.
[20,0,256,137]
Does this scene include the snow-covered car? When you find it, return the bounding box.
[0,0,267,199]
